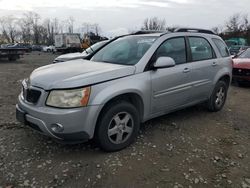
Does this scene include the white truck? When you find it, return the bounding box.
[54,33,82,53]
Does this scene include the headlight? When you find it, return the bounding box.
[46,87,91,108]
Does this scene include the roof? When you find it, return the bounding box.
[130,28,216,37]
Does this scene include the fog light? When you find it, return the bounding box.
[51,123,64,133]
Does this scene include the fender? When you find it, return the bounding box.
[89,72,152,121]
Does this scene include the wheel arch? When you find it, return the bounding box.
[218,74,231,88]
[213,66,232,88]
[96,92,145,124]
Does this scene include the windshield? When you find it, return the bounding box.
[91,36,157,65]
[238,48,250,58]
[82,41,108,55]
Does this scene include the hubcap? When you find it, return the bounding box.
[108,112,134,144]
[215,87,225,107]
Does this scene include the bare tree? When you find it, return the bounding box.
[0,16,19,43]
[241,14,249,30]
[67,17,74,33]
[211,26,224,35]
[81,22,101,35]
[30,12,41,44]
[94,24,101,36]
[18,15,32,43]
[19,12,41,44]
[44,18,54,45]
[52,18,60,34]
[141,17,166,31]
[225,13,243,33]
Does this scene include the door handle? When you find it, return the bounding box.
[212,62,217,66]
[183,68,190,73]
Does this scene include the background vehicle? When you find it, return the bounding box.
[53,40,108,63]
[16,29,232,151]
[42,45,56,52]
[225,37,248,48]
[0,44,12,48]
[7,43,32,53]
[229,45,249,55]
[225,37,248,55]
[0,44,26,61]
[32,45,43,51]
[233,48,250,86]
[55,33,82,53]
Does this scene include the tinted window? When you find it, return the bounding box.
[189,37,213,61]
[155,37,187,65]
[212,38,230,57]
[91,36,157,65]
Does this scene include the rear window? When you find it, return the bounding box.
[212,38,230,57]
[188,37,214,61]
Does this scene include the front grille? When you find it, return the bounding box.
[233,68,250,76]
[23,88,41,104]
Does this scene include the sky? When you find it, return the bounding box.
[0,0,250,36]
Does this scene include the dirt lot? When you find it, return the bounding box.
[0,52,250,188]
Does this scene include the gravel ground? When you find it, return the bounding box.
[0,52,249,188]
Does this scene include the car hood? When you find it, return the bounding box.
[55,52,87,60]
[233,58,250,69]
[30,60,136,90]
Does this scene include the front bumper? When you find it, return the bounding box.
[16,95,102,142]
[232,75,250,82]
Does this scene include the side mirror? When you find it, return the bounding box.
[153,57,176,69]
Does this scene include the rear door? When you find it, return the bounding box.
[150,37,194,114]
[187,36,219,101]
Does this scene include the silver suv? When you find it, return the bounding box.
[16,28,232,151]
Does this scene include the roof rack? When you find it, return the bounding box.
[174,28,216,35]
[132,30,166,35]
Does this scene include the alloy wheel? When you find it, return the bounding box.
[108,112,134,144]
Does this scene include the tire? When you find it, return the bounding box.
[207,80,228,112]
[95,101,140,152]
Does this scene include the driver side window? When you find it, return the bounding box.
[155,37,187,65]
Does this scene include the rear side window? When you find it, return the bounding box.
[155,37,187,65]
[188,37,214,61]
[212,38,230,57]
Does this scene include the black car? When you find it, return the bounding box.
[32,45,43,51]
[7,43,32,52]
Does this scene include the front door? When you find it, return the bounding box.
[150,37,193,114]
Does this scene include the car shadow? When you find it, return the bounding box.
[140,104,207,134]
[231,81,250,88]
[31,104,208,154]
